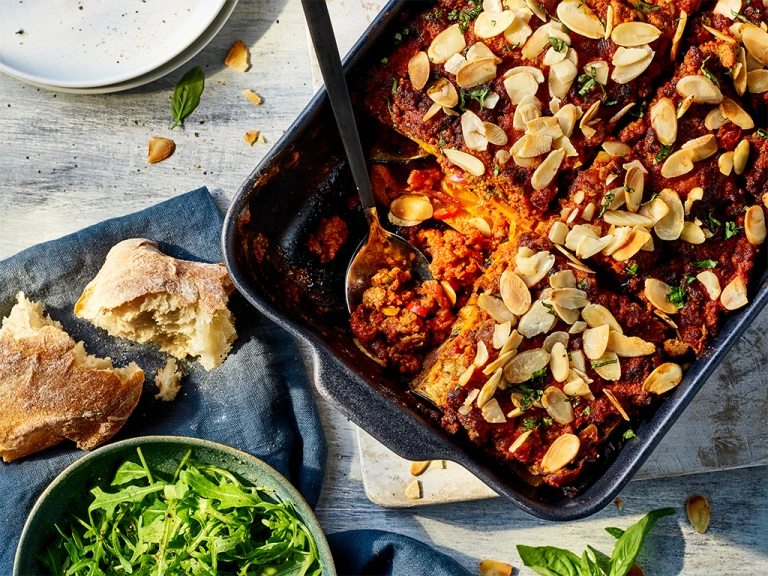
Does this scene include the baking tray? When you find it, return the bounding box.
[222,0,768,521]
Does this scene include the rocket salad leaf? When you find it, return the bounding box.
[39,448,323,575]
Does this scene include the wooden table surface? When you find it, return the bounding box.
[1,1,766,574]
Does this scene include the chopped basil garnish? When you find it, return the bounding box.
[724,221,740,239]
[701,55,720,87]
[599,191,615,218]
[623,429,637,440]
[654,144,673,164]
[593,359,619,368]
[626,263,638,276]
[692,259,717,268]
[549,37,567,52]
[668,284,688,309]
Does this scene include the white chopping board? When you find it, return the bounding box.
[309,0,768,508]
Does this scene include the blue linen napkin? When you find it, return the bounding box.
[0,188,470,576]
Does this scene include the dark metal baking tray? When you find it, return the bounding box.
[222,0,768,520]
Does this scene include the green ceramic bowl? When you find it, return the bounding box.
[13,436,336,575]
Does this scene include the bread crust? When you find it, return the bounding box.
[0,316,144,462]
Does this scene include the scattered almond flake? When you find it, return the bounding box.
[225,40,250,72]
[615,497,624,511]
[687,495,711,533]
[242,89,262,105]
[479,559,513,576]
[404,479,422,499]
[147,137,175,164]
[409,461,430,476]
[257,134,267,144]
[243,130,259,146]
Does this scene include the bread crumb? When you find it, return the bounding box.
[405,479,422,500]
[242,89,262,105]
[155,358,183,401]
[244,130,259,146]
[225,40,250,72]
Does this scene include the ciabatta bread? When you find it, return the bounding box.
[75,239,237,370]
[0,292,144,462]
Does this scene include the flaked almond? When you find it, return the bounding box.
[721,276,748,310]
[543,331,570,352]
[550,287,589,309]
[522,22,560,60]
[428,23,466,64]
[390,194,433,222]
[405,479,422,499]
[444,148,485,176]
[584,325,610,360]
[484,122,508,145]
[554,303,581,324]
[554,103,582,137]
[477,368,503,407]
[603,389,630,421]
[527,116,564,138]
[225,40,250,72]
[542,385,574,424]
[550,270,577,290]
[468,217,491,237]
[483,350,517,375]
[593,351,621,381]
[148,137,175,164]
[741,24,768,67]
[681,221,706,244]
[676,75,723,104]
[697,271,722,300]
[650,98,677,146]
[605,5,614,39]
[478,293,518,323]
[557,0,605,39]
[504,348,551,383]
[720,97,754,129]
[736,46,748,95]
[733,138,750,175]
[509,430,532,454]
[747,69,768,92]
[514,95,543,130]
[541,434,580,473]
[505,18,533,46]
[501,329,524,355]
[462,110,489,151]
[582,303,623,333]
[479,559,513,576]
[642,362,683,394]
[532,149,565,190]
[493,321,513,350]
[243,130,259,146]
[682,134,718,161]
[457,58,498,88]
[458,364,476,386]
[624,166,644,212]
[611,22,661,47]
[645,278,678,314]
[654,188,685,241]
[563,376,592,397]
[603,210,655,227]
[467,42,502,63]
[612,228,652,261]
[685,187,704,215]
[687,495,711,534]
[608,332,655,357]
[427,78,459,107]
[550,342,570,382]
[500,269,532,315]
[671,10,687,60]
[677,94,695,118]
[603,141,631,156]
[705,107,730,131]
[242,89,262,105]
[518,299,557,337]
[569,349,586,372]
[496,149,511,164]
[410,461,430,476]
[638,197,670,225]
[423,102,443,121]
[475,341,490,367]
[475,10,516,39]
[610,102,636,123]
[714,0,741,18]
[549,221,570,245]
[504,71,539,104]
[613,46,651,67]
[481,398,507,423]
[549,58,579,99]
[745,205,766,245]
[661,149,694,178]
[445,53,467,75]
[408,51,430,90]
[516,250,556,287]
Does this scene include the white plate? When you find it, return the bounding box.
[2,0,239,94]
[0,0,227,88]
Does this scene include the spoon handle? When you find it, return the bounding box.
[302,0,376,213]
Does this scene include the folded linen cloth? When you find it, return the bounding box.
[0,188,470,576]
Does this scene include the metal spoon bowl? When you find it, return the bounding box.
[302,0,432,314]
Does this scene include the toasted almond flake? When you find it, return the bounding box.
[676,75,723,104]
[501,329,524,355]
[549,221,570,245]
[478,293,518,324]
[550,342,570,382]
[741,24,768,67]
[493,321,513,349]
[509,430,533,454]
[554,244,596,273]
[553,103,582,137]
[444,148,486,176]
[483,92,501,109]
[549,59,578,99]
[612,22,661,46]
[504,65,547,82]
[714,0,741,18]
[423,102,443,122]
[525,0,548,21]
[550,270,577,290]
[484,122,509,145]
[550,288,589,310]
[505,17,533,46]
[613,229,652,261]
[517,299,557,337]
[661,149,695,178]
[579,101,600,130]
[428,23,467,64]
[569,320,587,334]
[563,376,591,397]
[624,167,645,212]
[638,197,670,225]
[680,221,706,244]
[542,332,569,354]
[541,434,580,473]
[532,149,565,190]
[458,364,476,386]
[483,350,517,375]
[481,398,507,423]
[514,99,543,131]
[613,46,650,67]
[444,52,467,75]
[736,47,748,95]
[443,106,460,117]
[467,42,502,63]
[475,10,516,39]
[745,205,766,245]
[504,348,551,384]
[603,210,654,227]
[457,58,499,88]
[671,11,687,60]
[650,98,677,146]
[225,40,250,72]
[479,559,513,576]
[721,276,748,310]
[687,495,711,534]
[611,50,654,84]
[593,351,621,381]
[608,332,655,357]
[747,69,768,92]
[457,405,471,415]
[496,149,511,164]
[427,78,459,107]
[697,271,721,300]
[581,304,622,334]
[645,278,678,314]
[609,102,636,124]
[557,0,605,39]
[652,188,684,240]
[410,461,430,476]
[642,362,683,394]
[543,45,568,66]
[684,187,703,215]
[542,385,574,424]
[504,71,539,104]
[462,110,489,151]
[390,195,433,222]
[148,137,175,164]
[243,130,259,146]
[408,51,430,90]
[720,97,754,129]
[584,325,610,360]
[605,4,614,38]
[569,349,586,372]
[405,479,422,499]
[602,141,631,156]
[475,341,490,367]
[477,368,503,407]
[682,134,719,162]
[500,269,532,316]
[604,389,630,420]
[705,107,730,131]
[733,138,750,175]
[526,116,564,138]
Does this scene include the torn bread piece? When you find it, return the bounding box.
[155,358,183,401]
[75,239,237,370]
[0,292,144,462]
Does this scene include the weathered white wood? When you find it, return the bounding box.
[1,0,767,574]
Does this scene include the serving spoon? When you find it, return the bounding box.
[301,0,433,314]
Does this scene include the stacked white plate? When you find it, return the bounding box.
[0,0,238,94]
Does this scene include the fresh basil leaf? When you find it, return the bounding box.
[580,550,603,576]
[608,508,676,576]
[588,545,612,574]
[170,66,205,129]
[605,527,625,539]
[517,544,584,576]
